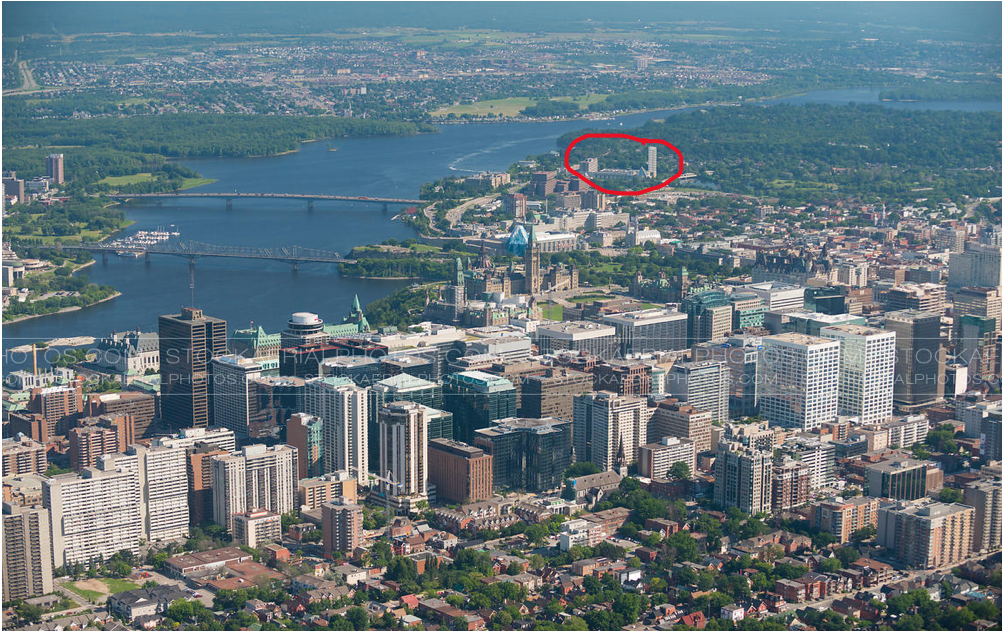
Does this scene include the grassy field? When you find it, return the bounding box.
[540,302,563,321]
[65,577,140,601]
[98,173,216,190]
[433,94,608,117]
[5,212,135,244]
[567,293,613,304]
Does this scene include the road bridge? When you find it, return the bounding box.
[51,240,353,270]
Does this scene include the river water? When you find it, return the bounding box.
[4,88,1001,371]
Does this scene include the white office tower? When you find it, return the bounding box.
[212,444,297,532]
[713,441,773,516]
[305,376,369,483]
[948,242,1002,288]
[43,467,142,566]
[820,324,896,424]
[760,333,840,431]
[211,355,263,437]
[647,145,657,179]
[378,402,429,514]
[746,281,806,312]
[99,444,189,541]
[573,392,648,473]
[666,360,729,424]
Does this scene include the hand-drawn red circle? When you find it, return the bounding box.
[563,133,685,196]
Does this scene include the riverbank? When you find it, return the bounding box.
[3,292,122,325]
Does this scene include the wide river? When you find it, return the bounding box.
[4,88,1001,372]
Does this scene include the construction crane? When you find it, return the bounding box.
[348,466,401,535]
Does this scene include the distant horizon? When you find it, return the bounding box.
[4,1,1001,40]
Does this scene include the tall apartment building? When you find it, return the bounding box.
[723,421,777,452]
[535,321,618,360]
[885,310,946,408]
[666,361,729,426]
[772,458,811,512]
[602,309,687,355]
[964,478,1002,552]
[638,436,696,480]
[820,325,895,424]
[287,413,324,479]
[521,368,593,420]
[934,226,966,253]
[322,499,363,555]
[44,467,143,566]
[99,444,189,542]
[87,391,158,439]
[865,458,943,500]
[877,499,974,569]
[297,471,358,511]
[68,414,134,470]
[46,153,64,184]
[378,402,429,514]
[648,399,713,454]
[782,436,836,490]
[883,283,946,313]
[713,442,773,515]
[503,193,528,219]
[949,242,1002,288]
[29,381,84,438]
[212,444,297,532]
[211,355,263,437]
[573,392,648,472]
[2,435,48,477]
[693,335,761,417]
[159,307,227,429]
[954,287,1002,334]
[442,371,517,443]
[304,377,368,482]
[428,439,493,504]
[2,504,54,602]
[186,444,229,525]
[759,333,840,431]
[958,315,998,387]
[474,417,572,493]
[812,496,880,543]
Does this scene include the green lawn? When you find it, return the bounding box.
[540,302,563,321]
[99,173,155,186]
[568,293,612,304]
[179,177,217,190]
[433,94,608,117]
[65,577,140,601]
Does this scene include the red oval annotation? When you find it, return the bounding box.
[563,133,684,196]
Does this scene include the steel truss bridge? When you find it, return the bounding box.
[52,240,354,269]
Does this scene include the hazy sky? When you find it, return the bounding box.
[4,2,1001,40]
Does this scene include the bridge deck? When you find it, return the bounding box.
[52,240,353,264]
[108,192,421,204]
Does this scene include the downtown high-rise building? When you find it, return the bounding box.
[46,153,64,184]
[287,413,324,480]
[98,444,190,542]
[43,467,143,567]
[877,499,974,570]
[820,324,895,424]
[638,436,696,480]
[212,444,297,532]
[474,417,572,493]
[304,376,369,482]
[322,499,363,555]
[665,360,729,426]
[2,504,54,601]
[948,242,1002,289]
[159,307,227,429]
[964,478,1002,552]
[211,354,263,437]
[442,371,517,443]
[427,438,493,505]
[647,399,713,454]
[759,333,840,431]
[714,441,773,516]
[572,392,647,472]
[884,310,946,408]
[377,402,430,514]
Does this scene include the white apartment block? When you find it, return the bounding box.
[760,333,840,431]
[881,415,930,449]
[305,377,369,482]
[638,436,696,479]
[378,402,429,513]
[820,324,895,424]
[43,467,142,567]
[782,435,836,490]
[573,392,648,472]
[152,426,237,452]
[100,444,189,541]
[212,444,297,532]
[211,355,263,437]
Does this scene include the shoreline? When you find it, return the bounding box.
[3,291,123,326]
